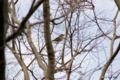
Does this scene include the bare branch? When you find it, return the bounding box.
[99,42,120,80]
[6,0,44,42]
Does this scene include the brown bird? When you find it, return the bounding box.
[53,34,64,42]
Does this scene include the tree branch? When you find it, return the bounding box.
[99,42,120,80]
[6,0,44,42]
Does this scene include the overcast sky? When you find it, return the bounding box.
[6,0,120,80]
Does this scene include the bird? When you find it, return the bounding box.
[53,34,64,42]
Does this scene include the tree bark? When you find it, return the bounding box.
[0,0,8,80]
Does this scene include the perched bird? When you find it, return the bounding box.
[53,34,64,42]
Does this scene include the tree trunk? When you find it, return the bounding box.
[0,0,8,80]
[43,0,55,80]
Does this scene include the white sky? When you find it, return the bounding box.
[6,0,120,80]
